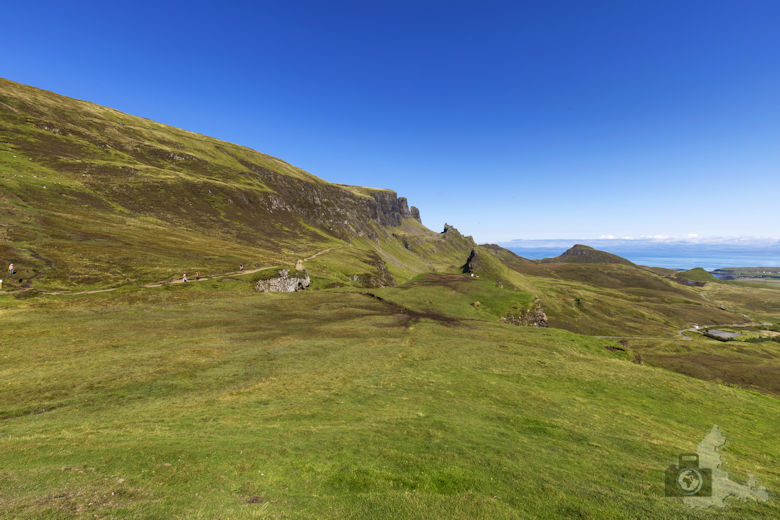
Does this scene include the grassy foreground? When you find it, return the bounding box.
[1,283,778,519]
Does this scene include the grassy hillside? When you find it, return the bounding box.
[0,78,452,290]
[464,246,745,336]
[1,285,778,519]
[1,79,779,518]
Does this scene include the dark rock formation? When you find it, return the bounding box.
[240,166,419,237]
[398,197,412,218]
[462,249,478,274]
[410,206,421,222]
[255,269,311,293]
[442,223,463,235]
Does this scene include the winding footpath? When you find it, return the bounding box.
[4,247,340,297]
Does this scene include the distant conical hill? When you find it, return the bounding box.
[675,267,719,283]
[542,244,634,265]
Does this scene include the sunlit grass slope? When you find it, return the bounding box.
[1,285,778,519]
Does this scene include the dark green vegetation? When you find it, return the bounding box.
[2,79,779,518]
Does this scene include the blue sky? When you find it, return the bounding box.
[3,1,779,242]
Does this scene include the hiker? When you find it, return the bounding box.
[239,264,244,271]
[182,273,188,283]
[195,271,200,281]
[8,263,14,275]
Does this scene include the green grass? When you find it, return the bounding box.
[1,285,778,518]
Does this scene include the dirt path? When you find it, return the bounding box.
[44,288,120,296]
[3,247,338,296]
[141,265,274,288]
[304,247,338,261]
[594,333,694,342]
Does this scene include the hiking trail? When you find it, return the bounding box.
[1,247,339,297]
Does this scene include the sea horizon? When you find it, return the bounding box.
[503,240,780,271]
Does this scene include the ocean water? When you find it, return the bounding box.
[506,245,780,271]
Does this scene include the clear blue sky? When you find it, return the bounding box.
[3,1,779,242]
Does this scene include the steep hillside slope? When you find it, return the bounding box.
[0,78,442,288]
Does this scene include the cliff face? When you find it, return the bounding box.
[240,166,418,238]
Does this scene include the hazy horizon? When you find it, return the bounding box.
[501,237,780,270]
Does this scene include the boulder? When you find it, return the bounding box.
[255,269,311,293]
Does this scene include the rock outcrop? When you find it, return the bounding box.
[410,206,421,222]
[500,300,549,327]
[398,197,412,218]
[462,249,478,274]
[243,167,420,238]
[255,269,311,293]
[349,254,396,288]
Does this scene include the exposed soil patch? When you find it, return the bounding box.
[400,273,471,291]
[0,101,20,113]
[1,404,63,421]
[362,292,463,327]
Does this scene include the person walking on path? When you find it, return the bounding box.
[182,273,188,283]
[8,263,14,275]
[195,272,200,281]
[239,264,244,271]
